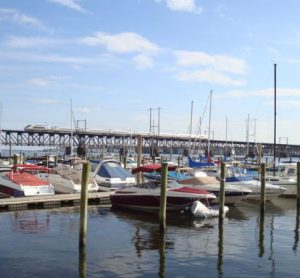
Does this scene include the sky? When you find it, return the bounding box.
[1,0,300,145]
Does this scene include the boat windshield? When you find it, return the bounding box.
[97,161,134,179]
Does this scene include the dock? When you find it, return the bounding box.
[0,192,112,212]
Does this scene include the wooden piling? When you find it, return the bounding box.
[13,154,18,165]
[297,162,300,207]
[219,162,226,223]
[79,162,90,249]
[159,162,168,233]
[260,163,266,213]
[137,136,143,184]
[123,155,127,169]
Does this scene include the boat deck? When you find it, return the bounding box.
[0,192,113,212]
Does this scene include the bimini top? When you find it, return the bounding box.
[132,164,177,174]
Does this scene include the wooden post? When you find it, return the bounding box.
[13,154,18,165]
[159,162,168,233]
[260,163,266,213]
[123,155,127,169]
[137,136,142,185]
[54,156,58,167]
[219,162,226,223]
[297,162,300,207]
[46,155,49,168]
[177,156,180,167]
[79,162,90,249]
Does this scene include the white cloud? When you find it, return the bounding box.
[0,51,99,65]
[253,88,300,97]
[5,36,65,48]
[177,68,246,86]
[165,0,202,14]
[48,0,87,13]
[27,78,50,86]
[31,98,59,104]
[74,107,90,113]
[133,54,154,69]
[81,32,160,54]
[174,50,247,74]
[0,9,47,30]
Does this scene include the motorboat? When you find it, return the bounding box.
[225,175,287,201]
[178,176,251,205]
[90,159,136,191]
[249,163,297,197]
[36,159,99,194]
[110,180,218,216]
[0,164,55,197]
[139,164,251,205]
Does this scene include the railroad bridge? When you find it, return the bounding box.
[1,128,300,158]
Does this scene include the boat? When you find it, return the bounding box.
[225,175,287,201]
[0,164,55,197]
[140,164,251,205]
[90,159,136,191]
[210,166,287,201]
[258,163,297,196]
[178,175,251,205]
[39,158,99,194]
[110,180,217,216]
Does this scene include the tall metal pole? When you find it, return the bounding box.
[70,99,73,157]
[158,107,161,136]
[189,101,194,152]
[149,108,152,133]
[207,90,212,157]
[273,64,277,176]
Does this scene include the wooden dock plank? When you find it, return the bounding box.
[0,192,113,211]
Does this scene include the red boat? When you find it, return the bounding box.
[110,180,216,214]
[0,164,55,197]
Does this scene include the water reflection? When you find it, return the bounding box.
[11,211,50,234]
[217,221,224,276]
[159,233,166,278]
[79,246,86,278]
[258,211,265,257]
[293,205,300,251]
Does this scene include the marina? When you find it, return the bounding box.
[2,1,300,277]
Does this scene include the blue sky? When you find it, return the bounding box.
[1,0,300,144]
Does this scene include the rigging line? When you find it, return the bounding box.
[191,93,211,153]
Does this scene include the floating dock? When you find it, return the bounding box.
[0,192,112,212]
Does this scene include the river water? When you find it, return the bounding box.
[1,198,300,277]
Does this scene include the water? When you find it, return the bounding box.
[1,198,300,277]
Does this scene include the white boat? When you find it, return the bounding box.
[0,165,55,197]
[226,176,287,201]
[90,159,136,191]
[178,176,251,205]
[40,158,99,194]
[255,163,297,196]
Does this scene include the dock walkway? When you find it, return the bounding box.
[0,192,112,212]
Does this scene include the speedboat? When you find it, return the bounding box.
[110,180,217,216]
[0,164,55,197]
[260,163,297,196]
[139,164,251,205]
[29,159,99,194]
[90,159,136,191]
[178,176,251,205]
[225,176,287,201]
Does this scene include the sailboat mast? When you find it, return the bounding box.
[70,99,73,157]
[207,90,212,157]
[189,100,194,152]
[273,64,277,176]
